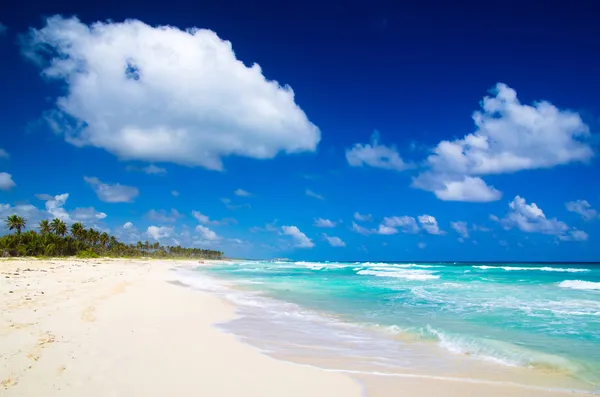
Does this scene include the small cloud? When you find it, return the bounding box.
[351,222,372,235]
[346,131,411,172]
[126,164,167,175]
[234,188,252,197]
[84,176,139,203]
[314,218,336,228]
[418,215,444,235]
[171,190,180,197]
[71,207,108,222]
[146,225,174,240]
[281,225,315,248]
[354,212,373,222]
[322,234,346,247]
[221,197,251,210]
[381,216,419,234]
[306,189,324,200]
[566,200,599,221]
[196,225,220,241]
[0,172,15,191]
[299,173,321,180]
[0,148,9,159]
[123,222,134,229]
[250,220,278,233]
[417,242,426,249]
[375,224,397,235]
[450,221,469,239]
[0,23,7,35]
[146,209,184,223]
[559,229,589,242]
[192,210,235,226]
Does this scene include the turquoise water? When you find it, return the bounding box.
[178,261,600,391]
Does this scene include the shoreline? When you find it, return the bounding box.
[1,258,362,396]
[1,258,597,396]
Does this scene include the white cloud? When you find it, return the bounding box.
[418,242,426,249]
[84,176,139,203]
[351,221,372,235]
[23,16,320,171]
[322,234,346,247]
[0,203,42,225]
[281,225,314,248]
[171,190,180,197]
[305,189,324,200]
[0,149,9,159]
[234,188,251,197]
[196,225,219,241]
[0,172,15,190]
[123,221,134,229]
[375,224,398,235]
[566,200,598,221]
[450,221,469,239]
[346,132,411,171]
[559,230,589,242]
[493,196,586,242]
[146,225,173,240]
[414,175,502,202]
[146,209,183,223]
[413,83,593,201]
[221,197,251,210]
[71,207,108,222]
[191,210,235,226]
[43,193,71,221]
[418,215,443,235]
[314,218,336,228]
[382,216,419,234]
[353,212,373,222]
[126,164,166,174]
[143,165,166,174]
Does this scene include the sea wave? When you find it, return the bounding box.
[356,269,439,280]
[558,280,600,291]
[473,265,590,273]
[423,326,583,373]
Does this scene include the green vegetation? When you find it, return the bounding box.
[1,215,224,259]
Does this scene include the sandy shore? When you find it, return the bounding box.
[1,258,594,397]
[0,258,362,396]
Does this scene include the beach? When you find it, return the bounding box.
[1,258,596,396]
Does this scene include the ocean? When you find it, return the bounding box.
[174,260,600,393]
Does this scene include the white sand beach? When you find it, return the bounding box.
[0,259,592,397]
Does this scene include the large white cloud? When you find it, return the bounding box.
[84,176,139,203]
[281,225,314,248]
[413,83,593,201]
[346,132,411,171]
[23,16,320,170]
[0,172,15,190]
[493,196,586,241]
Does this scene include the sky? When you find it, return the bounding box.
[1,0,599,261]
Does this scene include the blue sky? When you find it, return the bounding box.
[1,1,599,261]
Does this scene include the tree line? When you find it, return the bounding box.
[1,214,224,259]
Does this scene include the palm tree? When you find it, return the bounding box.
[88,228,100,246]
[38,219,51,235]
[6,214,26,235]
[50,218,67,237]
[100,232,109,248]
[71,222,85,240]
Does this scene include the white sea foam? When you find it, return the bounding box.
[357,269,440,280]
[473,265,590,273]
[558,280,600,291]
